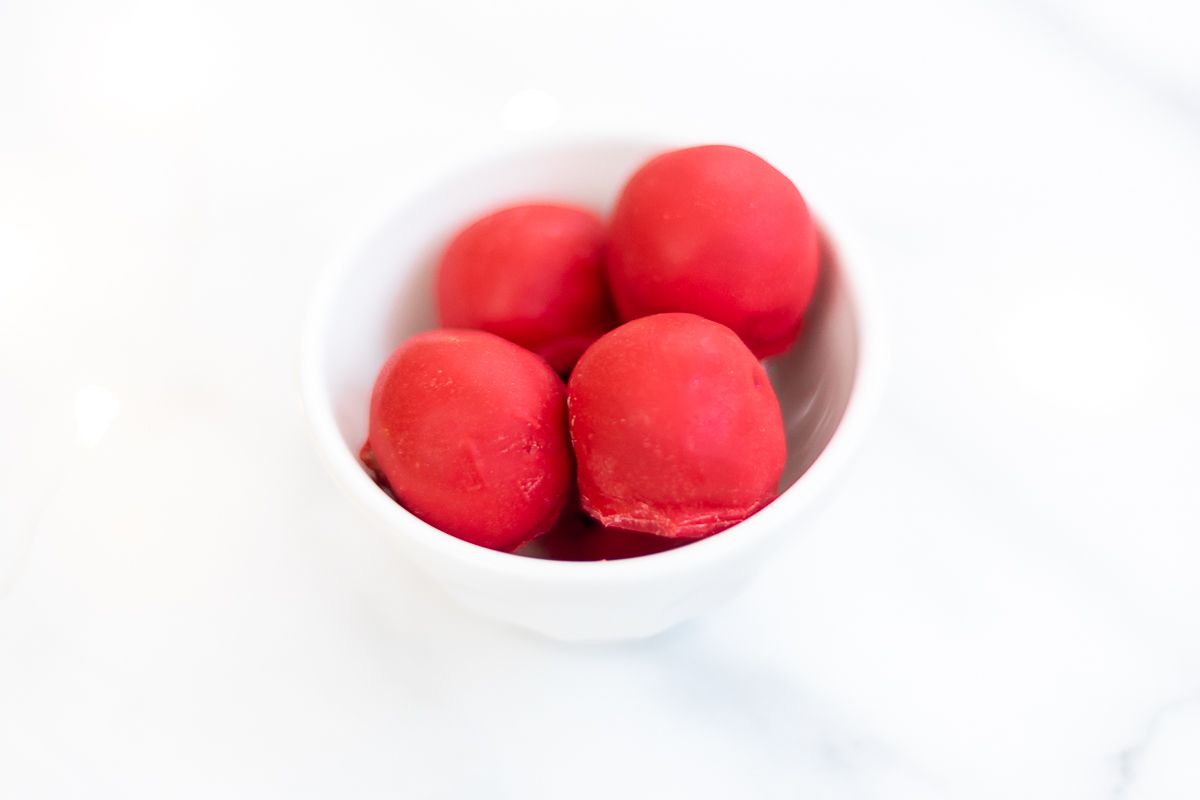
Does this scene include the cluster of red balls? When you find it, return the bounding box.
[364,145,821,558]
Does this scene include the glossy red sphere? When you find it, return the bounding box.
[607,145,820,358]
[368,329,573,551]
[437,203,615,373]
[567,313,786,538]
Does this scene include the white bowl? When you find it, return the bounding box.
[301,135,883,642]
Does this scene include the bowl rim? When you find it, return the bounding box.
[299,132,887,586]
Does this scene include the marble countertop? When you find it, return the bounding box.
[2,0,1199,797]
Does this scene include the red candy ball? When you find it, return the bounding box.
[367,329,573,551]
[436,203,615,374]
[607,145,820,358]
[567,313,787,538]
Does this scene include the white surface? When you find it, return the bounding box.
[2,0,1199,797]
[302,135,877,641]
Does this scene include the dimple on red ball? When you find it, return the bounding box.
[567,313,787,539]
[367,329,573,552]
[607,145,820,358]
[436,203,615,374]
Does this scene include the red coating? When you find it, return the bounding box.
[567,313,787,538]
[607,145,820,358]
[367,329,573,551]
[520,500,690,561]
[436,203,615,374]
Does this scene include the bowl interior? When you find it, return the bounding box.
[313,139,860,546]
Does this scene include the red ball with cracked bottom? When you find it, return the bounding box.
[568,313,786,538]
[607,145,820,358]
[436,203,615,374]
[367,329,573,551]
[518,499,690,561]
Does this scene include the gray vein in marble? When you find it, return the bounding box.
[1109,693,1200,800]
[1002,0,1200,124]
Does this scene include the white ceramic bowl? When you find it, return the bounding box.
[301,135,883,642]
